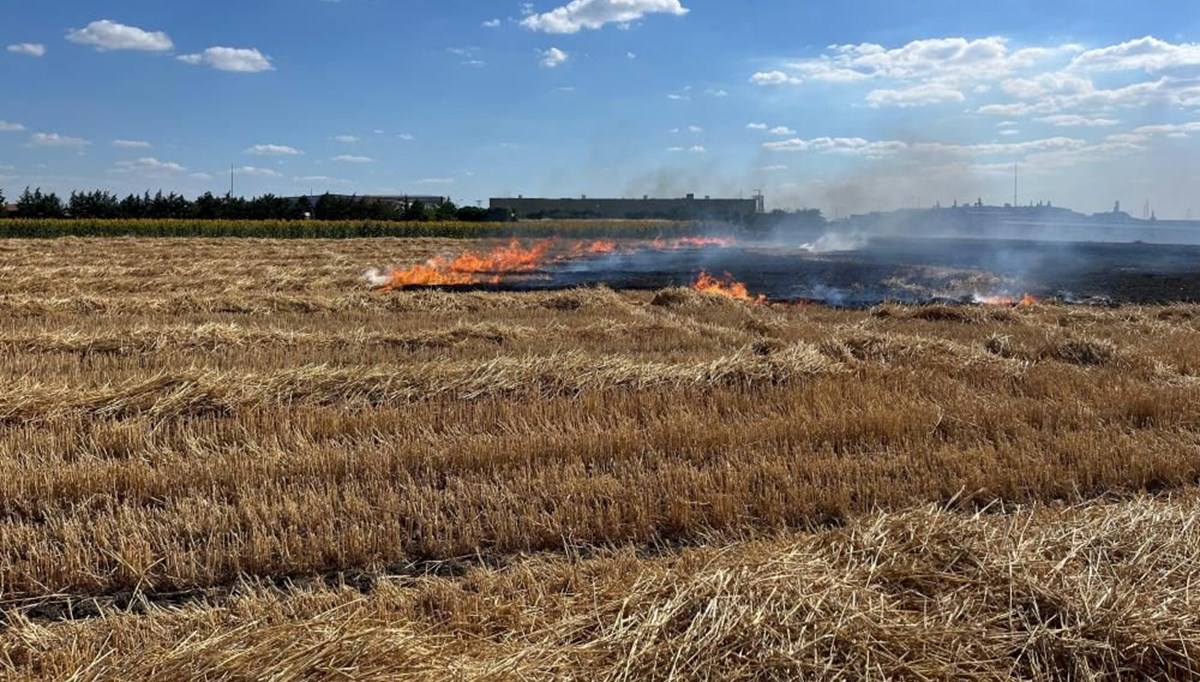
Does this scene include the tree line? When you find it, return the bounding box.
[0,187,495,221]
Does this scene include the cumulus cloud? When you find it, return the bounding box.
[521,0,688,34]
[979,77,1200,116]
[294,175,349,185]
[333,154,374,163]
[397,133,416,141]
[233,166,283,177]
[29,132,89,148]
[0,121,25,132]
[750,70,802,86]
[1069,36,1200,73]
[482,18,502,28]
[865,82,965,108]
[539,47,569,68]
[7,43,46,57]
[746,123,769,130]
[755,37,1076,89]
[112,139,152,148]
[332,135,360,143]
[246,144,302,156]
[110,157,187,175]
[763,137,909,157]
[768,126,796,136]
[66,20,173,52]
[1035,114,1120,127]
[762,135,1087,158]
[178,47,274,73]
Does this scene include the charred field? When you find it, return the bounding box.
[3,235,1200,680]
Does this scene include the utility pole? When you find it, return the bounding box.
[1013,163,1018,208]
[229,163,234,197]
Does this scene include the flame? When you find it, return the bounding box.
[672,236,736,249]
[977,293,1040,307]
[447,238,554,274]
[375,264,479,290]
[567,240,619,258]
[691,270,766,303]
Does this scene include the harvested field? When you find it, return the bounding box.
[2,237,1199,680]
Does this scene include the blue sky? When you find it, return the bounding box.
[2,0,1199,216]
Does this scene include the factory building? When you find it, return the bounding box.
[489,193,764,221]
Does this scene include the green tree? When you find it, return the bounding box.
[16,187,65,218]
[402,199,428,221]
[433,199,458,221]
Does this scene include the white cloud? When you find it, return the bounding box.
[999,129,1020,136]
[482,18,502,28]
[66,20,173,52]
[1070,36,1200,73]
[332,135,360,143]
[110,157,186,175]
[757,164,788,171]
[29,132,89,148]
[0,121,25,132]
[246,144,302,156]
[746,123,768,130]
[706,88,728,97]
[397,133,416,141]
[1000,72,1092,99]
[1022,141,1145,171]
[415,177,456,185]
[762,135,1086,158]
[190,172,214,181]
[750,70,802,86]
[1035,114,1120,127]
[1132,122,1200,137]
[233,166,283,177]
[178,47,274,73]
[761,37,1078,89]
[764,137,908,156]
[333,154,374,163]
[688,125,703,133]
[627,52,637,60]
[688,145,706,153]
[910,136,1087,156]
[980,77,1200,116]
[112,139,152,149]
[294,175,349,185]
[865,82,965,108]
[539,47,569,68]
[7,43,46,57]
[520,0,688,34]
[768,126,796,136]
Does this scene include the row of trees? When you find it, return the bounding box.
[0,188,495,221]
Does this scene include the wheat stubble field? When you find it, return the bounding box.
[2,236,1200,680]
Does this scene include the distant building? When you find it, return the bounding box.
[3,204,17,216]
[489,193,764,221]
[287,194,450,209]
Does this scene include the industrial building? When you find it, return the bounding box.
[489,194,764,221]
[288,194,450,209]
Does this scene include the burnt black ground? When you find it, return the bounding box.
[476,237,1200,306]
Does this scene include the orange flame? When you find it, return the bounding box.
[691,270,766,303]
[446,238,554,274]
[978,293,1040,307]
